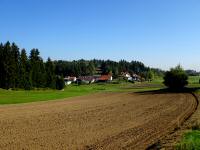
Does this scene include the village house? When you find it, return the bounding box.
[121,72,131,78]
[98,74,113,82]
[132,73,141,81]
[65,74,113,85]
[78,76,96,84]
[121,72,133,81]
[64,76,77,85]
[121,72,141,82]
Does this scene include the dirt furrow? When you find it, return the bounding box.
[0,92,196,150]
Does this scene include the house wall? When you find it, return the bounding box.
[65,81,72,85]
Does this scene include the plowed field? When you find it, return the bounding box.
[0,92,197,150]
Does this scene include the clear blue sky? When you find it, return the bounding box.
[1,0,200,71]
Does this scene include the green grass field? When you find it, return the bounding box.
[188,76,200,89]
[153,75,200,86]
[0,75,199,105]
[188,76,200,84]
[0,82,162,104]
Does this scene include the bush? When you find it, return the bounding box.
[163,65,188,89]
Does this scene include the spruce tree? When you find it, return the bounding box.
[56,75,65,90]
[29,49,46,88]
[3,41,12,89]
[87,61,95,75]
[0,43,3,88]
[10,43,20,88]
[20,49,31,90]
[45,57,56,89]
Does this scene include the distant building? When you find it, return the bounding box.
[132,74,141,81]
[64,76,77,85]
[121,72,131,78]
[78,76,96,84]
[98,74,113,82]
[121,72,141,82]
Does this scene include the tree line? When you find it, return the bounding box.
[54,60,164,80]
[0,41,64,90]
[0,41,164,90]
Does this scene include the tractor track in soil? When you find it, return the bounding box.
[0,92,197,150]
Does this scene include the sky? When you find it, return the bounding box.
[1,0,200,71]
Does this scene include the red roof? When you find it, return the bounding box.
[98,75,112,81]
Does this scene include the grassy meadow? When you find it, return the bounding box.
[0,75,199,105]
[0,82,162,104]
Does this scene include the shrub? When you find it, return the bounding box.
[163,65,188,89]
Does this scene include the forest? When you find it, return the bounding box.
[0,41,164,90]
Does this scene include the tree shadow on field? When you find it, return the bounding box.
[134,87,200,95]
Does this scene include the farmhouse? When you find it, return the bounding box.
[132,73,141,81]
[98,74,113,82]
[121,72,133,81]
[64,76,77,85]
[78,76,96,84]
[121,72,141,82]
[121,72,131,78]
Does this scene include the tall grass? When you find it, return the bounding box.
[176,123,200,150]
[176,130,200,150]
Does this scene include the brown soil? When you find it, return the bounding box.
[0,92,196,150]
[156,93,200,149]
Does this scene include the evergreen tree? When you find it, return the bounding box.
[29,49,46,88]
[0,43,3,87]
[20,49,31,90]
[87,61,95,75]
[79,60,87,76]
[45,57,56,89]
[112,67,119,78]
[10,43,20,88]
[74,61,81,76]
[56,75,65,90]
[3,41,12,89]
